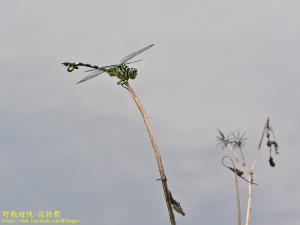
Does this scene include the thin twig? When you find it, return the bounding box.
[226,143,243,162]
[238,146,249,172]
[125,83,176,225]
[245,172,253,225]
[245,118,270,225]
[222,156,242,225]
[235,170,242,225]
[251,118,269,171]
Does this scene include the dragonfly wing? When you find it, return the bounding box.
[119,44,154,64]
[98,64,119,70]
[76,69,106,84]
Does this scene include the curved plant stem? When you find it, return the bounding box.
[125,83,176,225]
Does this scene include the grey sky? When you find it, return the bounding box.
[0,0,299,225]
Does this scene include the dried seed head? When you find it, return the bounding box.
[168,191,185,216]
[216,129,231,149]
[230,131,247,149]
[269,156,275,167]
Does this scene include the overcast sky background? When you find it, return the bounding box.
[0,1,299,225]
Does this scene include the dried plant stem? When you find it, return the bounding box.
[238,147,249,171]
[251,118,269,171]
[125,83,176,225]
[224,143,242,162]
[244,118,269,225]
[223,156,242,225]
[220,118,275,225]
[245,173,253,225]
[235,173,242,225]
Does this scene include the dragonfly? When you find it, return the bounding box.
[62,44,154,85]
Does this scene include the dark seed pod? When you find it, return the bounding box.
[267,140,273,147]
[228,167,244,177]
[235,169,244,177]
[269,156,275,167]
[168,191,185,216]
[273,141,279,154]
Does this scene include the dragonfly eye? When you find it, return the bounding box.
[129,68,138,79]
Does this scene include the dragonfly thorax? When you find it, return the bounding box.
[107,65,138,81]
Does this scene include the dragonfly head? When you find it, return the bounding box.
[129,68,138,79]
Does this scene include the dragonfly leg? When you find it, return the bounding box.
[117,79,128,85]
[116,80,129,89]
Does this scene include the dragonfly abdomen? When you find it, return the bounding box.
[62,62,101,72]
